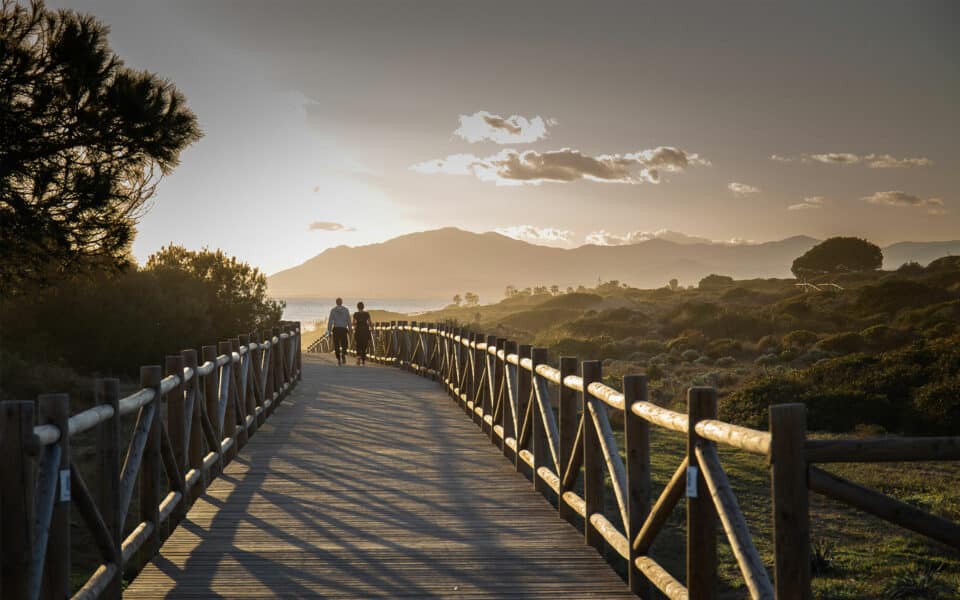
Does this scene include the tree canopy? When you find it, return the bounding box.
[791,237,882,278]
[145,245,284,336]
[0,1,201,294]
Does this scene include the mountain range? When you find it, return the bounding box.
[267,228,960,301]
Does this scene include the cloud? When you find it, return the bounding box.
[411,146,708,186]
[495,225,573,244]
[864,154,934,169]
[728,182,760,196]
[584,229,712,246]
[862,191,946,214]
[788,196,827,211]
[720,237,760,246]
[308,221,355,232]
[771,152,932,168]
[454,111,554,144]
[806,152,860,165]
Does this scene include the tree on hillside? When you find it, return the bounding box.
[145,245,283,335]
[669,278,679,291]
[0,1,202,294]
[464,292,479,306]
[699,274,735,290]
[791,237,882,278]
[452,294,462,306]
[504,285,517,298]
[550,284,560,295]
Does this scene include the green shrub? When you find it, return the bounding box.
[681,349,700,362]
[755,353,779,366]
[635,339,667,354]
[912,375,960,434]
[721,374,806,428]
[539,292,603,310]
[646,364,665,381]
[716,356,737,368]
[855,279,950,315]
[816,332,865,354]
[757,335,781,353]
[706,338,742,358]
[782,329,819,348]
[860,324,910,351]
[698,274,735,290]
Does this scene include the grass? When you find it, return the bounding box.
[585,426,960,598]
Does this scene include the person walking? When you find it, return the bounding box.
[353,301,372,365]
[326,297,352,365]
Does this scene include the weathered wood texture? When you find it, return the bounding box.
[126,354,637,598]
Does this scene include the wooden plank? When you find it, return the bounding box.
[137,366,163,572]
[0,401,34,599]
[38,393,71,599]
[582,360,604,553]
[126,355,637,599]
[182,349,206,502]
[808,465,960,548]
[558,356,578,525]
[769,403,812,600]
[696,445,774,599]
[95,378,122,599]
[623,374,650,597]
[634,458,687,554]
[687,387,718,600]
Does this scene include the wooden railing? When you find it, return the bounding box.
[318,319,960,600]
[0,322,302,600]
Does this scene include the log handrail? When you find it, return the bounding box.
[1,322,303,600]
[316,320,960,600]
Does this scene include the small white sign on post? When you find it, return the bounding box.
[686,466,699,498]
[59,468,71,502]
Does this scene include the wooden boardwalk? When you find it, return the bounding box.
[126,353,636,598]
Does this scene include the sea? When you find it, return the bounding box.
[281,297,447,331]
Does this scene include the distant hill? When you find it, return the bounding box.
[267,228,960,301]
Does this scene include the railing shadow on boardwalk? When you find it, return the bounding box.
[133,355,633,598]
[0,323,303,599]
[308,320,960,600]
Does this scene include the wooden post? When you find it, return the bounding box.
[1,401,35,599]
[558,356,578,525]
[138,366,163,570]
[624,375,651,597]
[484,335,497,436]
[531,348,550,496]
[220,340,238,462]
[202,345,220,479]
[687,387,718,600]
[502,341,518,461]
[165,355,187,525]
[389,321,397,363]
[95,379,123,599]
[39,393,71,599]
[297,322,303,380]
[474,333,485,424]
[240,334,257,437]
[182,349,205,500]
[230,338,249,451]
[494,337,506,449]
[582,360,604,552]
[770,403,811,600]
[517,344,532,473]
[271,327,281,403]
[409,321,418,371]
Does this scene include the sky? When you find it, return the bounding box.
[49,0,960,275]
